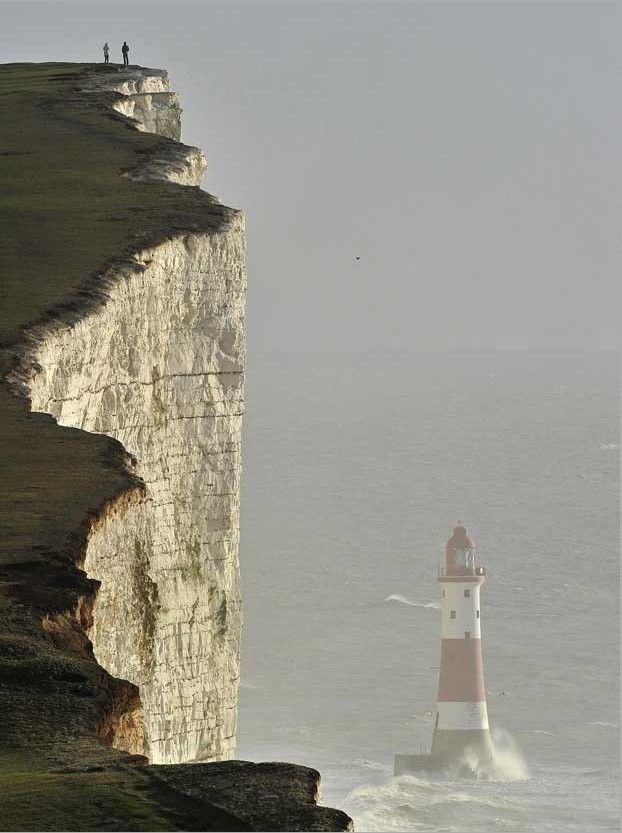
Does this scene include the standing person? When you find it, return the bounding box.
[121,41,129,66]
[103,43,110,64]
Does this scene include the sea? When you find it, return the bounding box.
[236,348,619,832]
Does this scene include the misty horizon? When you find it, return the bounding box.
[1,0,619,352]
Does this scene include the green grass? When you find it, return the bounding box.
[0,754,251,831]
[0,760,171,831]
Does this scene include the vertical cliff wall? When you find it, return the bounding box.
[27,70,245,764]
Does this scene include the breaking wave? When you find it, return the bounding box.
[460,728,529,781]
[384,594,440,609]
[343,772,530,833]
[599,443,618,450]
[344,778,506,832]
[351,758,393,773]
[342,731,529,832]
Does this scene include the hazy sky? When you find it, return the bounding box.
[2,1,620,349]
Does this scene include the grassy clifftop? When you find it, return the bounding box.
[0,64,351,831]
[0,63,230,341]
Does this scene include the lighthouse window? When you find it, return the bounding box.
[465,631,471,639]
[450,610,456,619]
[464,589,470,598]
[476,610,480,618]
[442,589,446,598]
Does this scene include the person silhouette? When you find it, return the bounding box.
[122,41,130,66]
[103,43,110,64]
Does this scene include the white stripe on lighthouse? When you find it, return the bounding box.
[436,701,489,730]
[440,581,482,638]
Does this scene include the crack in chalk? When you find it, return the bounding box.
[42,370,242,404]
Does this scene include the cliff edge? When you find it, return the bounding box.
[0,63,352,832]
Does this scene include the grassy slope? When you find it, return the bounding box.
[0,63,242,831]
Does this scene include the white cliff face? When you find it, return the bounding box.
[100,68,207,183]
[27,71,246,764]
[92,67,183,141]
[126,142,207,186]
[112,93,182,140]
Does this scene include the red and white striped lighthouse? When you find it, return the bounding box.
[430,524,494,764]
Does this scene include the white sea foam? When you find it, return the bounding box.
[341,733,530,832]
[587,721,618,728]
[385,594,440,609]
[342,772,527,832]
[351,758,393,772]
[454,729,529,782]
[599,443,618,450]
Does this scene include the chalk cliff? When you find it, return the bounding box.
[0,62,351,831]
[28,71,245,764]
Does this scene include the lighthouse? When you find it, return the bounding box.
[395,524,494,774]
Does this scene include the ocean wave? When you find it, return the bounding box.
[342,772,528,832]
[599,443,618,450]
[351,758,393,773]
[341,733,530,832]
[454,729,529,782]
[384,594,441,609]
[586,721,618,728]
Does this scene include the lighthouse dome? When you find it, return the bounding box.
[447,523,475,552]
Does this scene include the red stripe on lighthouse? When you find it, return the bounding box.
[437,638,486,702]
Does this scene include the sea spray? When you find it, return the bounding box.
[458,728,529,781]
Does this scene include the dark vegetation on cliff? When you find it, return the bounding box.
[0,64,351,832]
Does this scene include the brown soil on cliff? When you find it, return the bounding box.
[0,63,351,831]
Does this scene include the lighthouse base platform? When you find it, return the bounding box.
[394,751,494,776]
[394,754,434,775]
[395,732,495,775]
